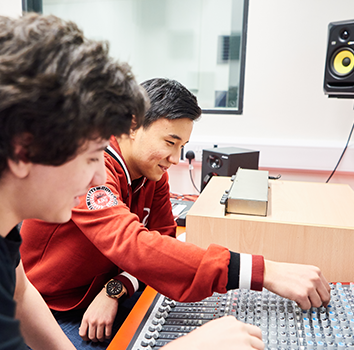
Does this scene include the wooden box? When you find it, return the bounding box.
[186,176,354,282]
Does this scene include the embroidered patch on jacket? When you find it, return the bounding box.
[86,186,118,210]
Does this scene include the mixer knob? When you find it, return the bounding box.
[158,306,171,312]
[315,333,323,341]
[312,317,319,326]
[306,340,314,348]
[145,331,159,340]
[140,339,149,347]
[279,331,287,340]
[343,325,351,334]
[317,341,325,349]
[330,318,339,326]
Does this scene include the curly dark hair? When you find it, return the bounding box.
[140,78,201,129]
[0,13,147,177]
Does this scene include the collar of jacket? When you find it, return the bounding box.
[106,144,147,195]
[106,145,132,186]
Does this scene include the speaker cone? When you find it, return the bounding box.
[331,48,354,76]
[207,155,222,169]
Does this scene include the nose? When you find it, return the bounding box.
[168,147,180,166]
[90,157,107,187]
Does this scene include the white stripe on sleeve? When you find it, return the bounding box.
[120,271,139,292]
[239,253,252,290]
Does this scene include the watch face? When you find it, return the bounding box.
[107,280,123,296]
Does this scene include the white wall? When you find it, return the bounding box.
[187,0,354,173]
[0,0,22,16]
[5,0,354,175]
[43,0,354,172]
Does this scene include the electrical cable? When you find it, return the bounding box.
[185,150,201,194]
[189,167,200,194]
[269,174,281,180]
[326,121,354,183]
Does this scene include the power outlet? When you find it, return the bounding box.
[183,143,216,162]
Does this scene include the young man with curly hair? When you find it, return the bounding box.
[0,12,146,350]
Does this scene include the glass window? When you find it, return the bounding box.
[42,0,249,114]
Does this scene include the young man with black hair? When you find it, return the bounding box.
[21,78,330,349]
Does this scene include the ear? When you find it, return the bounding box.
[131,114,142,131]
[7,158,31,179]
[7,135,33,179]
[129,115,141,139]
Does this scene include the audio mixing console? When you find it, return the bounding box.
[126,283,354,350]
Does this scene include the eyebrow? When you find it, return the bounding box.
[168,134,189,146]
[168,133,182,141]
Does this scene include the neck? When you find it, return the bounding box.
[0,177,23,237]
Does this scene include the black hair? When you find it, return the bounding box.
[140,78,201,129]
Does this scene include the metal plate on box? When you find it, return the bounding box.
[224,168,269,216]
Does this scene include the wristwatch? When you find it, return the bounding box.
[105,279,127,299]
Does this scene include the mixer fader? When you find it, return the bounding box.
[127,283,354,349]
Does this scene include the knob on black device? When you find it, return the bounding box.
[200,147,259,192]
[324,19,354,98]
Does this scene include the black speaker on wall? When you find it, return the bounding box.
[201,146,259,192]
[324,19,354,98]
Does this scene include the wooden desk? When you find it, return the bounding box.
[186,177,354,282]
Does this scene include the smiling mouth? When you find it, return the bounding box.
[159,165,169,172]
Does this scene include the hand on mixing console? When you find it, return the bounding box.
[263,260,331,310]
[79,287,119,342]
[161,316,264,350]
